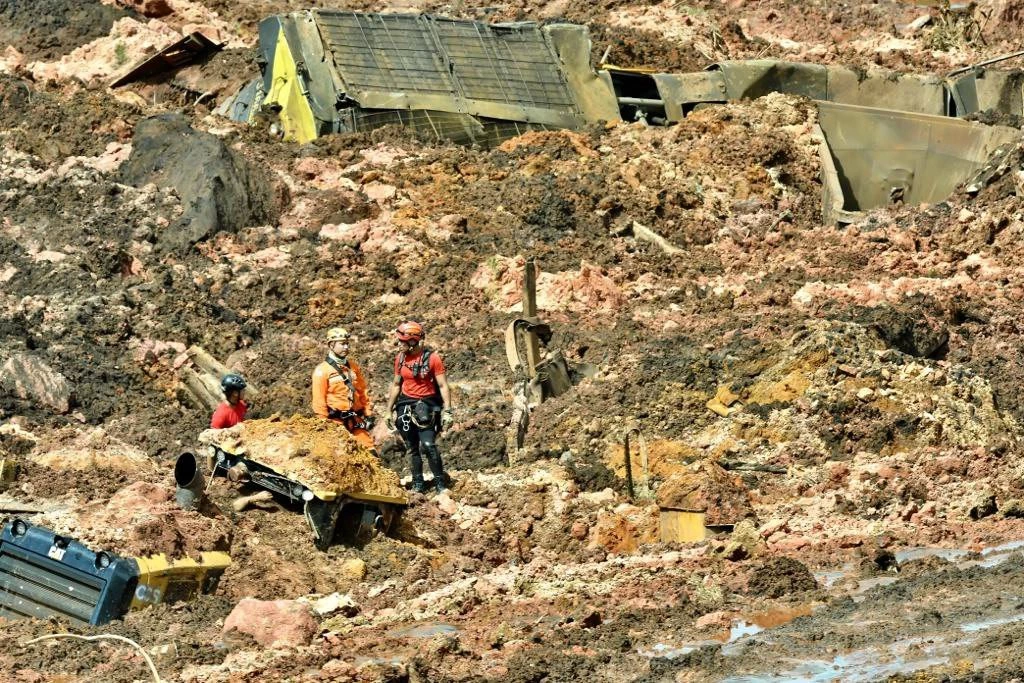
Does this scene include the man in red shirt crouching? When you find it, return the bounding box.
[210,373,248,428]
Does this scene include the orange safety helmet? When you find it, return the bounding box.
[396,321,425,342]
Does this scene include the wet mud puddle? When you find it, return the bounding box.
[643,541,1024,681]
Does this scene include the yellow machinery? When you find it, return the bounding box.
[131,552,232,609]
[201,417,408,551]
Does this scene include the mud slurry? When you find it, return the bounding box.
[0,0,136,61]
[6,0,1024,681]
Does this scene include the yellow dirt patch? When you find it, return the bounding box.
[743,349,829,405]
[604,438,700,480]
[202,415,405,500]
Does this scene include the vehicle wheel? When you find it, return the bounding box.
[336,503,382,547]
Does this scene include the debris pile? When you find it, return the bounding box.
[201,415,406,499]
[3,1,1024,681]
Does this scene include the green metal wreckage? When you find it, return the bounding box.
[212,9,1024,223]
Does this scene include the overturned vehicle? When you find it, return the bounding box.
[199,415,407,551]
[215,10,1024,223]
[219,10,618,146]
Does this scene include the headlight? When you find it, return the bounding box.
[301,489,315,502]
[94,552,111,570]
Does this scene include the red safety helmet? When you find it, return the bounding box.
[396,321,425,342]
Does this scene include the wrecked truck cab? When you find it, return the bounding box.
[0,519,230,625]
[220,10,619,146]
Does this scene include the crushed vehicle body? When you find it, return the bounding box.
[815,102,1020,224]
[0,519,229,625]
[605,59,1024,223]
[220,10,618,145]
[201,416,407,550]
[606,58,1024,122]
[216,10,1023,222]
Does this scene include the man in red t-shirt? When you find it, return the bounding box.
[210,373,248,429]
[384,321,454,494]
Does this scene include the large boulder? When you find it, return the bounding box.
[118,113,278,253]
[0,353,73,413]
[222,599,318,648]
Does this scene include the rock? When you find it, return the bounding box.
[707,385,742,417]
[969,491,998,520]
[119,114,278,253]
[724,519,764,559]
[694,610,733,630]
[222,599,318,648]
[720,541,749,561]
[438,214,468,232]
[1001,499,1024,518]
[758,517,788,539]
[436,493,458,515]
[309,592,360,617]
[116,0,172,17]
[856,387,874,401]
[0,353,73,413]
[899,14,932,36]
[340,558,367,581]
[570,521,589,540]
[577,610,602,628]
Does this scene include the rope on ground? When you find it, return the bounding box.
[20,633,163,683]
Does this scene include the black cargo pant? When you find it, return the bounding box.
[395,396,445,485]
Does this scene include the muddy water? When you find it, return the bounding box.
[664,542,1024,681]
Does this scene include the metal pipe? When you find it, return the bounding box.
[174,452,206,511]
[947,49,1024,78]
[618,97,665,107]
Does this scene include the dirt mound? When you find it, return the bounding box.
[201,415,406,499]
[0,76,140,160]
[118,113,280,253]
[0,0,136,61]
[42,480,230,559]
[656,461,755,526]
[746,556,819,598]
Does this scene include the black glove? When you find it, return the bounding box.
[362,415,376,431]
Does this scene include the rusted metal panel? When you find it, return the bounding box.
[826,67,947,115]
[712,60,828,100]
[651,72,726,120]
[110,32,222,88]
[967,68,1024,115]
[816,101,1021,215]
[303,11,613,130]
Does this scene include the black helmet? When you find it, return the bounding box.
[221,373,247,394]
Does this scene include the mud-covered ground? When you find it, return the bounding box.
[3,0,1024,681]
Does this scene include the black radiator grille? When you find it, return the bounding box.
[0,544,102,624]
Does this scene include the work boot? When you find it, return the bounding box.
[434,477,449,494]
[409,449,426,493]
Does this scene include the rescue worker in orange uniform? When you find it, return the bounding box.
[312,327,376,450]
[384,321,454,493]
